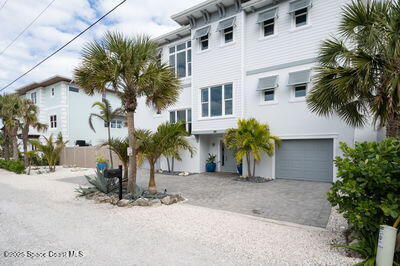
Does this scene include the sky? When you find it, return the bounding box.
[0,0,203,93]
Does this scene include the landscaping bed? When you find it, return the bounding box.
[234,176,273,183]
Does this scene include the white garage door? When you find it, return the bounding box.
[275,139,333,182]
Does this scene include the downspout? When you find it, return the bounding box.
[240,7,246,119]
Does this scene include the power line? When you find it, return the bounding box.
[0,0,57,57]
[1,0,127,92]
[0,0,8,11]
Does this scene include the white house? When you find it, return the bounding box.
[16,76,127,148]
[134,0,384,182]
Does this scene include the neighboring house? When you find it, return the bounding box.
[135,0,384,182]
[16,76,127,148]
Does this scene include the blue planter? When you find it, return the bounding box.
[96,162,107,171]
[237,164,243,175]
[206,163,216,172]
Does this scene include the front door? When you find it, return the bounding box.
[220,141,237,173]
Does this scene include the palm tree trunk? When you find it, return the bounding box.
[386,116,400,137]
[22,127,29,167]
[2,131,10,159]
[12,130,18,161]
[253,158,256,177]
[123,162,128,181]
[246,153,251,177]
[166,157,171,172]
[148,159,157,194]
[127,111,137,193]
[107,123,114,168]
[172,157,175,173]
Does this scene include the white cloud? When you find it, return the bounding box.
[0,0,203,93]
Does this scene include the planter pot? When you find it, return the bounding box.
[376,225,398,266]
[205,163,216,172]
[96,163,107,171]
[237,164,243,175]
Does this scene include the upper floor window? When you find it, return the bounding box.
[288,69,311,100]
[217,17,236,44]
[201,83,233,117]
[194,26,210,51]
[257,75,278,103]
[31,92,37,104]
[294,85,307,98]
[51,88,55,96]
[257,8,277,37]
[69,86,79,93]
[169,109,192,134]
[50,115,57,128]
[289,0,311,28]
[169,41,191,78]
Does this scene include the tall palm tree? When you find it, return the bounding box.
[0,94,23,160]
[19,98,48,166]
[307,0,400,137]
[101,137,129,180]
[224,118,281,178]
[74,31,181,193]
[136,122,194,194]
[161,121,194,173]
[88,98,123,168]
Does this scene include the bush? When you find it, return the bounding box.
[328,139,400,262]
[76,169,117,196]
[0,159,25,174]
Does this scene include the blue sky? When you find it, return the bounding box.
[0,0,203,93]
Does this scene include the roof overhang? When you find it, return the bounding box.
[16,75,71,95]
[153,26,191,45]
[241,0,280,13]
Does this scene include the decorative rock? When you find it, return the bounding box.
[134,197,150,206]
[149,199,162,207]
[109,195,120,205]
[95,196,110,204]
[161,196,171,205]
[117,199,130,207]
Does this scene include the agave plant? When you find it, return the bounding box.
[76,169,118,196]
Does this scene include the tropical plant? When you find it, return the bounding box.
[328,139,400,262]
[74,31,181,193]
[101,137,129,180]
[88,99,123,168]
[161,121,192,173]
[24,150,37,175]
[224,118,281,177]
[206,153,216,164]
[307,0,400,137]
[76,169,118,196]
[95,155,108,164]
[30,133,68,172]
[0,159,25,174]
[136,122,194,194]
[19,98,48,167]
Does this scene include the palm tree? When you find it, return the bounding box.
[136,122,194,194]
[224,118,281,178]
[19,98,48,166]
[101,137,129,180]
[162,121,194,173]
[0,94,22,160]
[307,0,400,137]
[30,133,68,172]
[88,98,123,168]
[74,31,181,193]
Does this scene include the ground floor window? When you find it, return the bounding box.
[169,109,192,134]
[108,119,124,129]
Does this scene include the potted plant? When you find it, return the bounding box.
[95,155,108,171]
[205,153,217,172]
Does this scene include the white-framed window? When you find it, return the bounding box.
[116,120,123,129]
[264,89,275,102]
[69,86,79,93]
[293,7,308,27]
[110,120,116,128]
[201,83,233,117]
[169,41,192,78]
[104,121,109,127]
[200,35,209,51]
[31,92,37,104]
[294,84,307,98]
[51,88,55,96]
[169,109,192,134]
[223,26,234,43]
[108,119,124,129]
[263,18,275,37]
[50,115,57,128]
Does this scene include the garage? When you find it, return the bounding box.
[275,139,333,182]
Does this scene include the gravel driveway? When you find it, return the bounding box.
[0,168,360,265]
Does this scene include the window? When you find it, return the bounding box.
[223,27,233,43]
[50,115,57,128]
[111,120,116,128]
[200,35,208,51]
[31,92,37,104]
[294,8,308,27]
[116,120,123,129]
[294,85,307,98]
[108,119,124,128]
[263,18,275,37]
[169,41,191,78]
[69,86,79,93]
[264,90,275,101]
[104,121,109,127]
[201,83,233,117]
[51,88,55,96]
[169,109,192,134]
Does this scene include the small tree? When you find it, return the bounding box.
[30,133,68,172]
[89,99,123,168]
[101,137,129,180]
[224,118,281,177]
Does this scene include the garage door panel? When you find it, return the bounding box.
[275,139,333,182]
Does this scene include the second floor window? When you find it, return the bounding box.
[201,83,233,117]
[50,115,57,128]
[31,92,37,104]
[169,41,191,78]
[51,88,55,96]
[108,119,125,129]
[169,109,192,134]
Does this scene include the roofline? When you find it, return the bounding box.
[16,75,72,95]
[153,25,191,45]
[171,0,218,24]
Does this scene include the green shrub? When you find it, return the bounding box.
[76,169,117,196]
[328,139,400,262]
[0,159,25,174]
